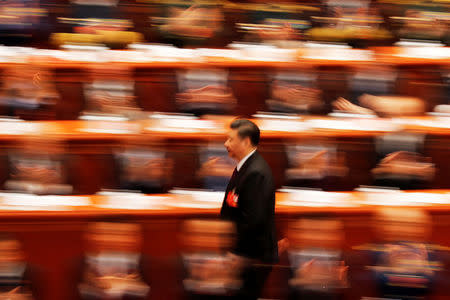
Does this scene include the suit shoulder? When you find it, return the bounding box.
[248,153,272,178]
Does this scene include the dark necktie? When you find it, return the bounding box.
[225,167,238,192]
[231,167,238,180]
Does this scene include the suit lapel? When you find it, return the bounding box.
[236,151,258,179]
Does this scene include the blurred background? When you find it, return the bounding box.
[0,0,447,299]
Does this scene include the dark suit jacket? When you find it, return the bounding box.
[220,151,278,263]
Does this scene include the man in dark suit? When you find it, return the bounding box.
[220,119,278,300]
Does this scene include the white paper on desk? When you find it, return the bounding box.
[170,189,224,203]
[168,189,223,208]
[307,119,400,131]
[150,119,217,132]
[196,48,241,59]
[39,196,91,206]
[396,46,449,59]
[278,189,353,207]
[0,194,72,210]
[102,50,148,63]
[303,48,373,61]
[53,50,101,62]
[328,112,377,119]
[0,46,34,62]
[258,119,309,132]
[279,200,353,207]
[0,205,68,211]
[362,191,448,206]
[97,192,167,209]
[0,194,90,207]
[0,122,40,134]
[146,46,200,61]
[405,193,450,204]
[397,118,450,129]
[78,122,140,134]
[242,48,297,62]
[230,43,296,61]
[166,200,221,209]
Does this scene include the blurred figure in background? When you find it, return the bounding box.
[332,94,426,117]
[235,1,312,47]
[151,0,228,48]
[360,208,442,300]
[114,139,173,194]
[51,0,142,48]
[266,70,323,115]
[332,94,426,118]
[180,219,242,300]
[78,222,150,300]
[176,69,236,116]
[371,132,435,190]
[284,140,348,190]
[395,9,448,44]
[284,218,348,300]
[4,136,72,195]
[346,65,397,108]
[81,66,143,120]
[0,66,59,120]
[197,143,234,192]
[305,0,393,47]
[0,234,36,299]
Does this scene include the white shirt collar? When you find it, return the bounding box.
[236,149,256,172]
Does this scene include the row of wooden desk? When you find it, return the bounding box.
[0,47,446,120]
[0,116,449,139]
[0,117,450,191]
[2,190,450,300]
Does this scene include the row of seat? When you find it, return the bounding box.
[3,0,450,48]
[0,61,448,120]
[0,121,449,194]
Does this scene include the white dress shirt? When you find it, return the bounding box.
[236,149,256,172]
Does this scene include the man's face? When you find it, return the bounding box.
[224,129,246,161]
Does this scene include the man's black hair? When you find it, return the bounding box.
[230,119,260,146]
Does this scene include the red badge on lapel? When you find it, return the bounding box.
[226,189,239,208]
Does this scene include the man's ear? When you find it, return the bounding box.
[245,137,252,148]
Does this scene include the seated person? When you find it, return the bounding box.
[4,137,72,195]
[305,0,393,47]
[0,234,37,299]
[0,66,59,120]
[151,0,227,48]
[176,69,236,116]
[332,94,426,117]
[78,222,150,300]
[51,0,142,48]
[395,9,448,43]
[81,67,143,120]
[114,145,173,194]
[355,208,443,300]
[180,219,242,300]
[371,132,435,190]
[235,1,314,47]
[347,66,397,107]
[284,142,348,190]
[197,144,234,191]
[285,218,348,300]
[266,71,323,114]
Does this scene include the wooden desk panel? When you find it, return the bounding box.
[0,191,449,299]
